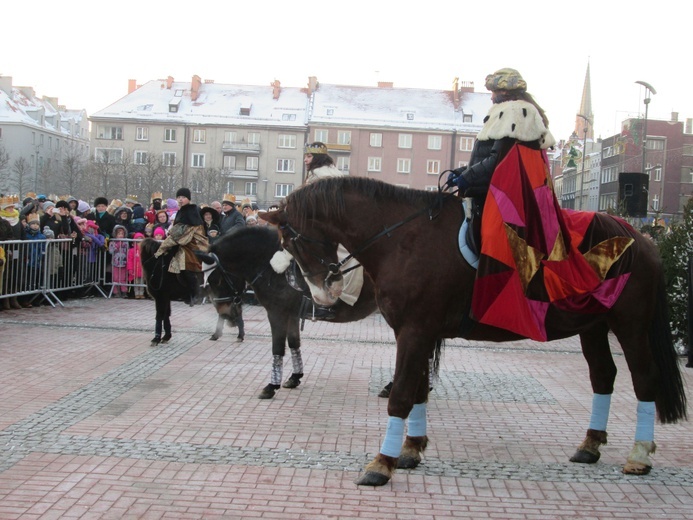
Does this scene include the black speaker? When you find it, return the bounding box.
[618,172,649,218]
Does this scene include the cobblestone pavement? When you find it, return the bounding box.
[1,297,692,519]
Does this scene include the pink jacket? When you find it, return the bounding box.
[127,245,143,280]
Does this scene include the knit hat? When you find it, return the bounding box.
[94,197,108,207]
[133,232,145,239]
[165,198,178,209]
[77,200,90,213]
[55,200,70,210]
[43,226,55,238]
[43,201,56,212]
[484,68,527,92]
[153,226,166,239]
[176,187,192,200]
[85,220,99,231]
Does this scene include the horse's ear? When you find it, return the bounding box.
[260,209,285,226]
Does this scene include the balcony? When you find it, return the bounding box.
[327,143,351,153]
[222,141,261,154]
[222,168,259,180]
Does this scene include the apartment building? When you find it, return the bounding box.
[89,75,491,208]
[0,75,90,196]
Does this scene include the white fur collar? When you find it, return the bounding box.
[477,100,556,149]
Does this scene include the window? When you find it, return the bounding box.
[224,131,237,144]
[424,185,438,192]
[246,157,258,170]
[337,156,350,172]
[245,182,257,195]
[247,132,260,145]
[463,114,473,123]
[397,158,411,174]
[428,135,442,150]
[135,151,148,165]
[277,159,295,173]
[192,153,205,168]
[314,129,328,142]
[653,165,662,182]
[398,134,412,148]
[368,157,382,172]
[647,139,664,151]
[275,183,294,198]
[94,148,122,163]
[278,134,297,148]
[281,113,296,121]
[223,156,236,169]
[136,127,149,141]
[240,107,251,116]
[193,129,206,143]
[97,126,123,140]
[164,128,177,142]
[427,160,441,175]
[162,152,176,166]
[459,137,474,151]
[370,133,382,147]
[337,131,351,145]
[652,194,660,211]
[225,181,235,193]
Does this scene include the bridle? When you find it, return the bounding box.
[200,251,263,305]
[279,190,446,282]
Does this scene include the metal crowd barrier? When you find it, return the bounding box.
[0,238,148,308]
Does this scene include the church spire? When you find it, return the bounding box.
[576,60,594,140]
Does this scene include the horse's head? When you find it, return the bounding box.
[261,198,343,306]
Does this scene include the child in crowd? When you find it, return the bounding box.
[24,214,46,291]
[144,223,154,238]
[153,226,167,240]
[109,225,129,298]
[128,232,145,299]
[80,220,105,284]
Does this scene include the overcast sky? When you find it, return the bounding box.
[3,1,689,142]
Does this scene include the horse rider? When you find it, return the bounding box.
[154,188,209,305]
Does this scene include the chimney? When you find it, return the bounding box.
[671,111,679,122]
[271,79,281,100]
[452,77,460,106]
[307,76,319,94]
[166,76,174,89]
[686,118,693,134]
[191,75,202,101]
[128,79,137,93]
[0,75,12,96]
[42,96,59,110]
[377,81,394,88]
[204,79,214,84]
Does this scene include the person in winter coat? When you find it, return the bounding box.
[128,232,146,299]
[24,213,46,291]
[89,197,116,238]
[219,195,245,235]
[200,206,221,243]
[109,225,130,298]
[0,196,28,309]
[113,206,133,234]
[130,205,147,237]
[303,142,345,184]
[154,188,209,305]
[153,209,170,234]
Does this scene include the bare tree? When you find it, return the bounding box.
[58,142,89,197]
[136,153,164,204]
[10,157,33,197]
[90,149,122,199]
[161,161,182,199]
[0,144,10,194]
[192,167,223,204]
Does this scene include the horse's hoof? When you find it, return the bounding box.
[258,384,280,399]
[623,462,652,475]
[150,336,161,346]
[396,454,421,469]
[161,333,172,343]
[210,335,219,341]
[378,382,393,398]
[237,335,244,342]
[355,471,391,486]
[282,373,303,389]
[569,449,600,464]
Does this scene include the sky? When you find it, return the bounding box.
[3,1,690,142]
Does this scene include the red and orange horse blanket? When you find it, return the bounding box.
[471,144,637,341]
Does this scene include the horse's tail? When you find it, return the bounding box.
[652,273,688,423]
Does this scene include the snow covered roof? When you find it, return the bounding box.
[91,77,491,132]
[91,79,309,127]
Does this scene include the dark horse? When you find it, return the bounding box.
[262,176,688,486]
[139,238,243,346]
[204,226,379,398]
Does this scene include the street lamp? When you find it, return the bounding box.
[576,113,591,211]
[34,144,42,193]
[635,80,657,175]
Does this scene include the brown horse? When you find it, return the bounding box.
[261,176,688,487]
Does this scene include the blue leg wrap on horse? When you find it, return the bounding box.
[408,403,427,437]
[635,401,656,441]
[271,355,283,386]
[380,417,405,458]
[588,393,612,431]
[290,348,303,374]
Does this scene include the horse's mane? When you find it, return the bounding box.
[139,238,161,264]
[284,176,442,226]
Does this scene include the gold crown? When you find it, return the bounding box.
[58,194,70,201]
[0,195,15,208]
[125,194,138,203]
[222,193,236,204]
[304,143,328,154]
[25,192,36,199]
[151,192,163,201]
